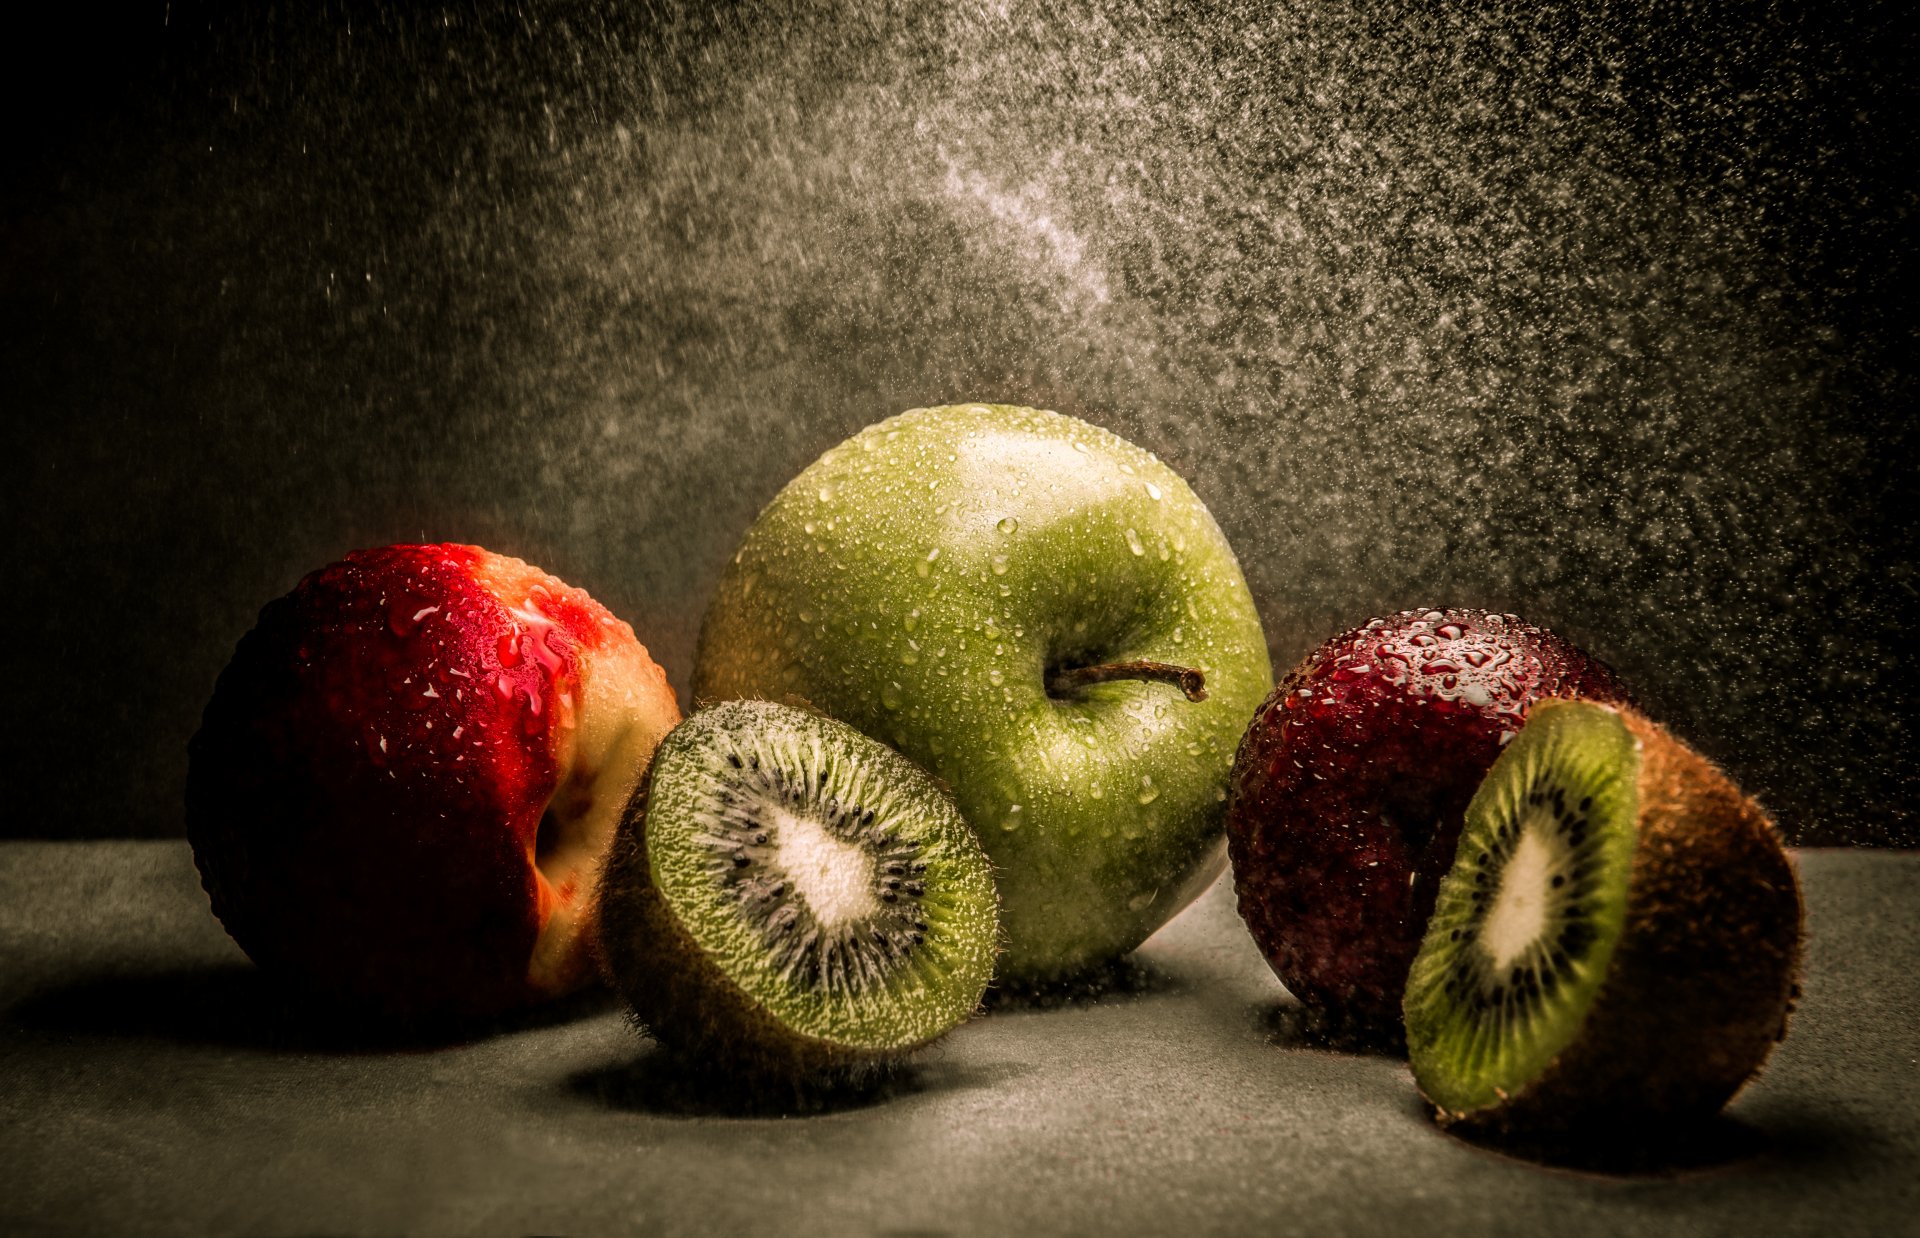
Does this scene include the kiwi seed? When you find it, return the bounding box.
[594,699,999,1079]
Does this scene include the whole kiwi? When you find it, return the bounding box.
[594,700,999,1081]
[1404,698,1803,1137]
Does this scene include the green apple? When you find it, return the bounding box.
[694,404,1272,983]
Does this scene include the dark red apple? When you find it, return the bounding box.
[187,543,681,1023]
[1225,608,1629,1029]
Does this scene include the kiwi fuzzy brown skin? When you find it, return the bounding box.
[594,703,998,1084]
[1418,701,1804,1140]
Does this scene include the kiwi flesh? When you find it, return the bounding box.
[594,699,999,1080]
[1404,698,1802,1137]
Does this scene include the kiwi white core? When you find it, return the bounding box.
[769,805,882,928]
[1481,815,1558,969]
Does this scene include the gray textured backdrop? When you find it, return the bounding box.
[4,1,1912,843]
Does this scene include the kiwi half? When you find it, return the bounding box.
[1404,699,1802,1136]
[595,699,998,1079]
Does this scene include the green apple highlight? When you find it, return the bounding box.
[695,404,1273,982]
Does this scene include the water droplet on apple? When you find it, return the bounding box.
[1002,804,1023,831]
[1125,528,1146,556]
[1090,784,1104,799]
[497,630,524,667]
[903,609,920,632]
[988,668,1004,686]
[882,681,904,710]
[1436,623,1466,640]
[817,484,835,503]
[997,516,1018,534]
[991,555,1010,575]
[1127,889,1156,912]
[1145,481,1163,500]
[388,601,440,637]
[1136,776,1161,804]
[1186,741,1203,755]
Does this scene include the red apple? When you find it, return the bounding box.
[1225,608,1629,1030]
[187,544,681,1023]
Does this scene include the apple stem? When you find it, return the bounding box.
[1046,660,1207,702]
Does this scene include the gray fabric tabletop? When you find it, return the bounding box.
[3,842,1913,1236]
